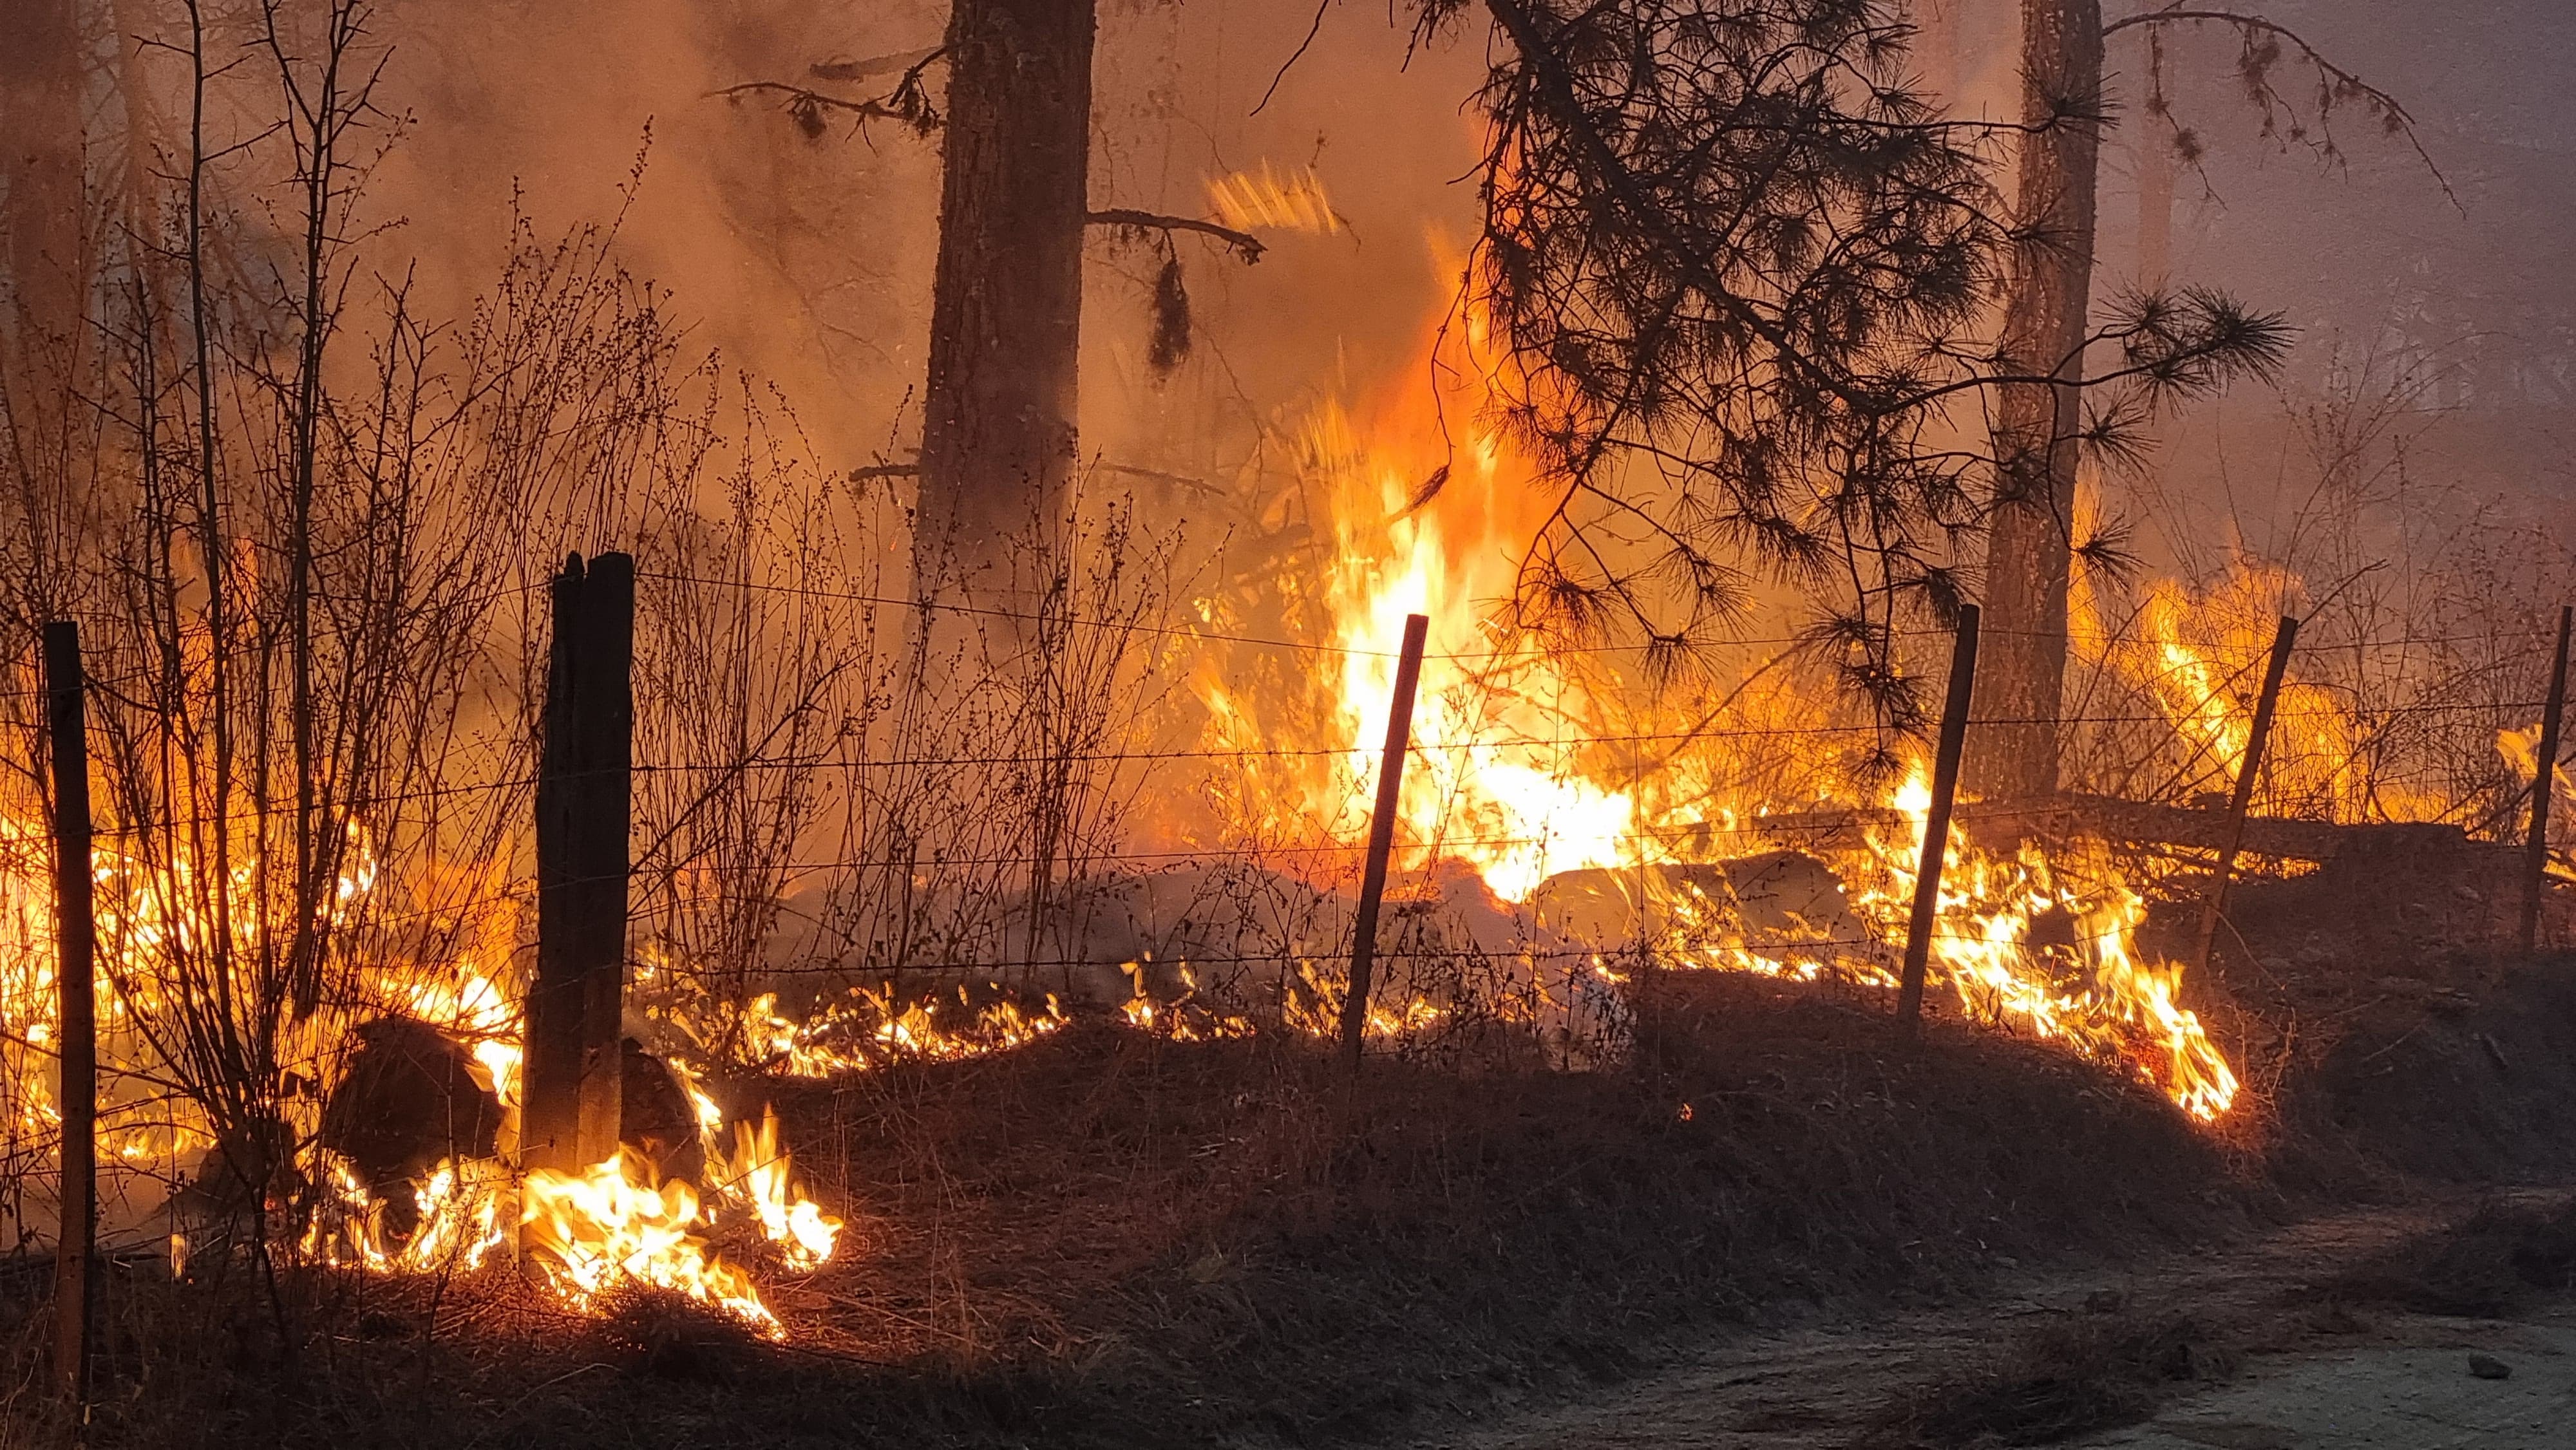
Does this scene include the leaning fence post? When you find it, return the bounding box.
[1897,605,1980,1035]
[2193,614,2299,977]
[43,621,95,1409]
[1340,613,1430,1072]
[2521,605,2572,954]
[524,553,634,1187]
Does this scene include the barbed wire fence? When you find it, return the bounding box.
[2,549,2569,1283]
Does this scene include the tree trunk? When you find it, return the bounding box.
[915,0,1096,604]
[1964,0,2101,801]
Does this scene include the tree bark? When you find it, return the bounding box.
[1965,0,2101,801]
[915,0,1097,603]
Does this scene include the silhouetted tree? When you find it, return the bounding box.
[721,8,1259,609]
[1965,0,2438,798]
[1412,0,2285,773]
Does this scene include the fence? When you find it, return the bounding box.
[8,547,2575,1409]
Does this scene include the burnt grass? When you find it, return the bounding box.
[13,950,2576,1449]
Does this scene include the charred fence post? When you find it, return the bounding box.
[1340,613,1429,1073]
[524,554,634,1185]
[43,621,95,1409]
[2193,615,2299,977]
[2521,605,2572,954]
[1897,605,1980,1035]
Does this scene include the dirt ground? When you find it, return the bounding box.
[2087,1316,2576,1450]
[1441,1191,2576,1450]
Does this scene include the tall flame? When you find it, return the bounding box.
[1197,235,2244,1120]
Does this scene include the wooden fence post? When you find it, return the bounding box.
[1897,605,1980,1035]
[524,553,634,1182]
[2521,605,2572,954]
[43,621,95,1409]
[1340,614,1430,1072]
[2193,615,2299,976]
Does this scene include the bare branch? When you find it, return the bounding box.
[2106,6,2458,211]
[1085,208,1266,264]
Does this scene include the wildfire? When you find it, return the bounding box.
[0,792,851,1335]
[522,1152,779,1332]
[1864,775,2239,1120]
[1193,232,2247,1119]
[2080,563,2447,825]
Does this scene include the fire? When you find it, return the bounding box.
[712,1107,842,1272]
[1193,233,2245,1119]
[522,1151,781,1334]
[1863,773,2240,1121]
[0,778,851,1334]
[1201,270,1649,903]
[2081,563,2446,825]
[305,1153,510,1275]
[507,1075,842,1335]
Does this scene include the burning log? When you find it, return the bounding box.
[1530,851,1875,962]
[320,1015,503,1240]
[1747,793,2497,868]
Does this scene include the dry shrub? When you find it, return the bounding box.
[2327,1196,2576,1319]
[1859,1310,2235,1449]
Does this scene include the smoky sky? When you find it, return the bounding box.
[325,1,2576,534]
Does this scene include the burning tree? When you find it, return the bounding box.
[1409,0,2285,774]
[1963,0,2442,800]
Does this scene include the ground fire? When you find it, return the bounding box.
[3,1,2573,1447]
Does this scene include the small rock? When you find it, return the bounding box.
[2468,1352,2512,1380]
[2083,1288,2126,1314]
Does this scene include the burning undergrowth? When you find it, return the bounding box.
[0,12,2567,1442]
[2,972,2246,1449]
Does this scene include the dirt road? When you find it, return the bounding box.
[1437,1192,2575,1450]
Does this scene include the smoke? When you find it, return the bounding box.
[309,0,1506,507]
[354,0,946,466]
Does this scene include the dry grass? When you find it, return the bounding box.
[2326,1196,2576,1318]
[15,952,2576,1449]
[0,972,2242,1449]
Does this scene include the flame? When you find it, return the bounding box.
[2083,563,2445,825]
[1200,258,1649,903]
[1191,232,2244,1118]
[508,1071,841,1335]
[303,1153,509,1275]
[712,1107,841,1272]
[2499,721,2572,802]
[522,1151,781,1334]
[1863,771,2239,1121]
[0,775,856,1336]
